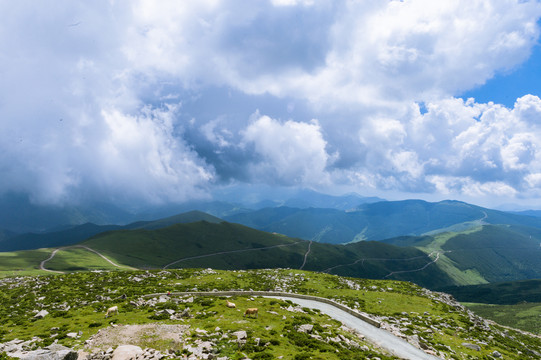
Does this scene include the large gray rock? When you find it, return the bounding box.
[461,343,481,351]
[232,331,247,340]
[297,324,313,333]
[111,345,143,360]
[14,346,78,360]
[34,310,49,319]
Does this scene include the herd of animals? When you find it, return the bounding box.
[104,300,259,319]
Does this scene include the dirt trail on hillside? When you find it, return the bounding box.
[85,324,189,351]
[40,245,136,273]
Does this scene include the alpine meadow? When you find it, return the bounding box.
[2,1,541,360]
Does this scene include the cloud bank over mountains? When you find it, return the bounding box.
[1,0,541,207]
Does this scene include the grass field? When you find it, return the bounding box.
[1,269,540,359]
[465,302,541,335]
[0,249,49,277]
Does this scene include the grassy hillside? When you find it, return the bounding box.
[438,279,541,305]
[1,269,540,359]
[81,221,455,288]
[0,211,223,252]
[465,302,541,335]
[383,224,541,285]
[3,220,537,289]
[83,221,307,270]
[441,225,541,283]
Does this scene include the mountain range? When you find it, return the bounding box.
[225,199,541,244]
[1,192,541,293]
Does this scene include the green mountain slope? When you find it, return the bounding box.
[383,224,541,285]
[438,279,541,305]
[0,211,222,252]
[441,225,541,283]
[79,220,454,288]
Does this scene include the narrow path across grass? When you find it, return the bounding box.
[299,240,312,270]
[162,241,305,269]
[40,245,137,273]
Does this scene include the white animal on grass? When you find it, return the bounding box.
[105,305,118,318]
[244,308,258,318]
[226,300,236,308]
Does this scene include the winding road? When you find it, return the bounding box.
[273,296,441,360]
[40,245,135,273]
[162,241,304,269]
[299,240,312,270]
[144,291,441,360]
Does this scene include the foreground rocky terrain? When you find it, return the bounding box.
[1,269,540,359]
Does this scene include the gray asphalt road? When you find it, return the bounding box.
[268,296,442,360]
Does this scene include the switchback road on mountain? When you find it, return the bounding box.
[383,251,447,279]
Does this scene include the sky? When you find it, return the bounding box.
[2,0,541,210]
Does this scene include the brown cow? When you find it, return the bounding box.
[244,308,258,318]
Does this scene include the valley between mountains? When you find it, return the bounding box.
[1,198,541,359]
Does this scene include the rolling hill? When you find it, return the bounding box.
[0,210,222,252]
[0,220,453,288]
[382,224,541,285]
[438,279,541,305]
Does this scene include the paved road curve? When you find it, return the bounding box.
[146,291,441,360]
[267,296,442,360]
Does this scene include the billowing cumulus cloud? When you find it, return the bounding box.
[1,0,541,207]
[241,114,332,186]
[345,95,541,202]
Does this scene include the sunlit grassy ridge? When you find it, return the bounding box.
[465,302,541,335]
[1,269,540,359]
[384,224,541,285]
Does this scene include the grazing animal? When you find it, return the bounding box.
[226,300,236,308]
[105,305,118,318]
[244,308,258,318]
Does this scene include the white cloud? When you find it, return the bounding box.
[242,114,332,186]
[97,105,214,203]
[1,0,541,207]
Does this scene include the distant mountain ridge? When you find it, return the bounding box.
[0,190,382,233]
[0,210,221,252]
[225,199,541,244]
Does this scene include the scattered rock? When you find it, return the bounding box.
[34,310,49,319]
[111,345,143,360]
[462,343,481,351]
[297,324,313,334]
[232,331,247,340]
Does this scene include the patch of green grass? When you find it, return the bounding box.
[44,248,124,272]
[465,302,541,335]
[0,249,50,275]
[0,269,540,359]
